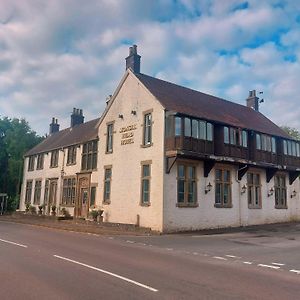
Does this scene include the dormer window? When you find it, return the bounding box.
[256,133,276,153]
[183,117,213,141]
[283,139,300,157]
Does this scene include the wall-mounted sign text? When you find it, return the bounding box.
[120,124,137,145]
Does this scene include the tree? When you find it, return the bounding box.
[280,126,300,140]
[0,117,44,210]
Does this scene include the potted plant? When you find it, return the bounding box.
[38,204,44,215]
[25,203,30,213]
[60,207,71,218]
[29,205,36,215]
[90,209,99,222]
[51,205,56,216]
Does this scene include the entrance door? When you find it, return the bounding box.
[48,180,57,215]
[80,188,89,218]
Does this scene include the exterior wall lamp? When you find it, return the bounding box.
[268,187,274,197]
[205,182,212,194]
[118,114,123,119]
[241,184,247,194]
[291,190,297,198]
[131,110,136,115]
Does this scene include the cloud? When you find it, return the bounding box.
[0,0,299,135]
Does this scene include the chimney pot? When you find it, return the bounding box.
[71,108,84,127]
[125,44,141,74]
[49,117,60,135]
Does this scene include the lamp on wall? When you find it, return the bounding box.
[241,184,247,194]
[118,114,123,119]
[131,110,136,115]
[291,190,297,198]
[268,187,274,197]
[205,182,212,194]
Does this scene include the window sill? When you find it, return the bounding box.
[36,168,44,171]
[176,203,198,208]
[140,143,153,148]
[248,205,262,209]
[275,205,288,209]
[105,151,113,155]
[103,201,111,205]
[214,204,232,208]
[66,163,76,166]
[50,166,58,169]
[140,202,151,207]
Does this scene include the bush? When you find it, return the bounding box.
[90,209,104,221]
[61,207,70,217]
[25,203,30,212]
[29,205,36,214]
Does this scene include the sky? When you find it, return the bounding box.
[0,0,300,136]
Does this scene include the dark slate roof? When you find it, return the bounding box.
[136,73,291,139]
[25,118,100,156]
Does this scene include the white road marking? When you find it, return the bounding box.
[271,262,285,266]
[126,240,135,244]
[53,255,158,292]
[193,252,198,255]
[243,261,253,265]
[258,264,280,270]
[213,256,227,261]
[0,238,28,248]
[225,255,239,258]
[166,248,173,251]
[290,269,300,274]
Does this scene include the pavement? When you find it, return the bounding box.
[0,218,300,299]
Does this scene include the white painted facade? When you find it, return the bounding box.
[20,68,300,233]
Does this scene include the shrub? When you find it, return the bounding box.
[61,207,70,217]
[29,205,36,214]
[25,203,30,212]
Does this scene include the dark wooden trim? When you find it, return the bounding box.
[238,164,249,180]
[266,168,277,183]
[166,156,177,174]
[204,160,215,178]
[289,171,300,185]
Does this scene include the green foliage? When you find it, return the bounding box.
[281,126,300,141]
[0,117,44,210]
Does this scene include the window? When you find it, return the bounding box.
[67,146,77,165]
[199,121,206,140]
[33,180,42,205]
[25,180,33,204]
[143,113,152,146]
[184,118,191,137]
[81,140,98,171]
[215,168,231,207]
[192,119,199,138]
[242,130,248,147]
[247,173,261,208]
[175,117,181,136]
[106,123,114,153]
[230,128,236,145]
[44,179,49,205]
[207,123,213,141]
[50,150,59,168]
[28,156,35,171]
[271,137,276,154]
[283,140,287,155]
[141,163,151,205]
[61,177,76,206]
[297,143,300,157]
[256,134,261,150]
[90,186,96,207]
[103,167,112,203]
[274,175,287,209]
[36,154,44,170]
[224,127,229,144]
[177,164,197,206]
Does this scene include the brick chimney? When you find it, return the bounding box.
[125,45,141,73]
[246,90,259,111]
[49,117,60,135]
[71,108,84,127]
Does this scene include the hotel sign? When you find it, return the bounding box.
[120,124,137,145]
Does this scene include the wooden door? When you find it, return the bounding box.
[80,188,89,218]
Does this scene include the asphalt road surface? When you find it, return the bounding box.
[1,221,300,299]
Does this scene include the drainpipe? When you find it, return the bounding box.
[236,165,248,227]
[59,148,66,215]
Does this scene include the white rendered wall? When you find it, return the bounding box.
[163,162,300,232]
[96,72,165,231]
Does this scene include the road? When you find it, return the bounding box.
[0,221,300,299]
